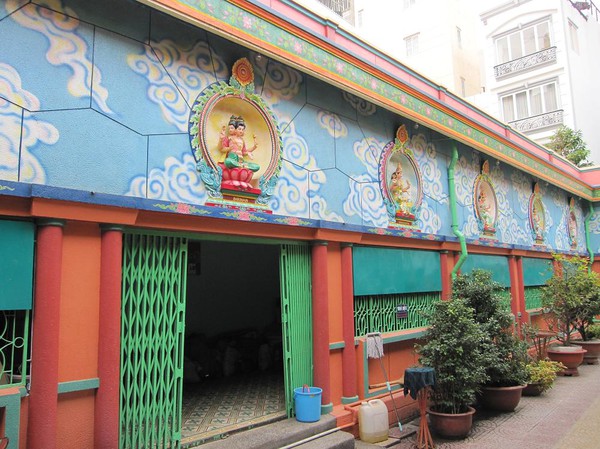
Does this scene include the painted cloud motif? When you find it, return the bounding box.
[127,153,207,203]
[0,63,57,183]
[8,0,112,113]
[128,39,227,131]
[317,110,347,139]
[343,136,386,226]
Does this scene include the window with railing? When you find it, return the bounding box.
[403,0,417,9]
[495,19,551,65]
[354,292,440,337]
[0,220,35,390]
[316,0,352,16]
[0,310,31,388]
[352,246,441,337]
[525,286,544,311]
[496,288,513,314]
[501,80,559,123]
[405,33,419,57]
[522,257,552,311]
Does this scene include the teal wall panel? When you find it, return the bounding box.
[522,257,553,286]
[353,247,441,295]
[460,254,510,287]
[0,220,34,310]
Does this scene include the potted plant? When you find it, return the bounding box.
[541,255,600,374]
[454,269,529,412]
[578,324,600,365]
[523,359,566,396]
[416,297,488,439]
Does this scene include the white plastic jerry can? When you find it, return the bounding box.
[358,399,389,443]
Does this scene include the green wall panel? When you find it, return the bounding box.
[353,247,441,296]
[0,220,34,310]
[460,254,510,287]
[522,257,553,286]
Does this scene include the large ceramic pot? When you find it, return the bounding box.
[428,406,476,439]
[479,385,525,412]
[547,346,587,376]
[575,340,600,365]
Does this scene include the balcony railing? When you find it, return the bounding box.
[494,47,557,79]
[316,0,352,16]
[509,109,564,133]
[569,0,600,22]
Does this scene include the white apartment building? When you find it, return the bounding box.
[475,0,600,162]
[352,0,484,98]
[306,0,600,163]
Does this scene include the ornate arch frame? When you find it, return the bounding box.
[529,182,546,245]
[473,160,498,237]
[379,125,423,228]
[189,58,283,207]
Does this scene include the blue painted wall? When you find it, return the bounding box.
[0,0,598,255]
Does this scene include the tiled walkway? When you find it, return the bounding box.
[387,363,600,449]
[181,370,286,445]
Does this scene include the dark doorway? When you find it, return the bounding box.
[181,240,285,445]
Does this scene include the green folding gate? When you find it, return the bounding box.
[280,244,313,417]
[120,234,188,449]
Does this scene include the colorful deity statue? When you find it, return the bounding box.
[218,115,260,172]
[217,115,260,192]
[390,163,412,213]
[477,189,493,229]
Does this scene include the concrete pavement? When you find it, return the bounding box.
[380,363,600,449]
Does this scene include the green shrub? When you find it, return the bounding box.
[526,360,566,393]
[542,255,600,344]
[416,298,488,414]
[454,269,529,387]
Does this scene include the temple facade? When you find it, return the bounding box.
[1,0,600,448]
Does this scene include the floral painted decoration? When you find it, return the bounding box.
[231,57,255,90]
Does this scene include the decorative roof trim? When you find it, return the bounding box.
[135,0,599,200]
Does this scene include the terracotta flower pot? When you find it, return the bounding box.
[575,340,600,365]
[522,383,544,397]
[479,385,525,412]
[547,347,587,376]
[428,406,476,439]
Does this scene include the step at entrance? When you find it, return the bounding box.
[196,415,353,449]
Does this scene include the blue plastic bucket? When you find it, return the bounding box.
[294,385,322,422]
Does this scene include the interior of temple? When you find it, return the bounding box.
[181,240,286,443]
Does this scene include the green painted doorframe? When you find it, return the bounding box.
[119,231,313,441]
[120,233,188,449]
[279,244,313,417]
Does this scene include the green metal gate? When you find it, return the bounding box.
[279,244,313,417]
[120,233,188,449]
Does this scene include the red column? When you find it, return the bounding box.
[440,250,451,300]
[516,256,528,325]
[508,256,526,329]
[312,241,332,413]
[27,220,64,449]
[340,243,358,403]
[95,227,123,449]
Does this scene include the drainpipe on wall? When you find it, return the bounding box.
[585,201,594,271]
[449,142,467,280]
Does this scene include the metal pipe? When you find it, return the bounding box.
[449,142,468,280]
[278,422,355,449]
